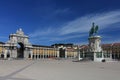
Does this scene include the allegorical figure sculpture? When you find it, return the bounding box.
[89,22,99,37]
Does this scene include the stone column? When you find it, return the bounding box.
[30,49,33,59]
[110,52,112,60]
[12,47,17,58]
[65,49,67,58]
[4,49,7,59]
[57,49,59,58]
[43,49,45,59]
[78,50,81,60]
[24,47,29,59]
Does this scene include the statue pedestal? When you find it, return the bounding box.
[78,51,83,60]
[88,23,112,62]
[89,36,104,62]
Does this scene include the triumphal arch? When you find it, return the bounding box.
[4,28,33,59]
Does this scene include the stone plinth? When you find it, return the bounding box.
[88,36,104,62]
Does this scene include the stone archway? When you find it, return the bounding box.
[59,48,65,58]
[7,54,10,58]
[4,28,33,59]
[17,43,24,58]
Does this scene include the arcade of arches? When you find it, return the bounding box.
[0,28,78,59]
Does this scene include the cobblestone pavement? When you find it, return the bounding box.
[0,60,36,80]
[0,59,120,80]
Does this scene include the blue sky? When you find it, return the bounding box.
[0,0,120,45]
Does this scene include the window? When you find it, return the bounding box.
[96,52,102,58]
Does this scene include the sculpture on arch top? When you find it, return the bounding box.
[16,28,24,35]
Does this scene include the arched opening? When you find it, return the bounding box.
[7,54,10,58]
[36,55,37,59]
[17,43,24,58]
[59,48,65,58]
[39,55,40,58]
[33,55,34,59]
[28,54,31,58]
[1,54,4,58]
[7,51,10,58]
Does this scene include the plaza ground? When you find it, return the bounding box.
[0,59,120,80]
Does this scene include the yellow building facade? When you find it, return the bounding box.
[0,29,78,59]
[0,42,78,59]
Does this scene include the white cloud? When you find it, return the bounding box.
[29,27,57,37]
[49,33,87,41]
[102,38,120,44]
[54,8,70,14]
[60,10,120,35]
[29,10,120,44]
